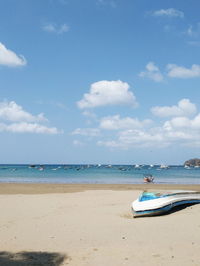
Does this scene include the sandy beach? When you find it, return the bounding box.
[0,183,200,266]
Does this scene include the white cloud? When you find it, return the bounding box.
[0,101,47,122]
[151,99,197,118]
[0,122,60,134]
[42,23,70,34]
[164,114,200,131]
[82,111,97,119]
[72,128,100,137]
[140,62,200,79]
[99,115,152,130]
[139,62,164,82]
[118,129,167,147]
[167,64,200,78]
[97,116,200,149]
[0,43,26,67]
[73,140,85,146]
[77,80,138,109]
[98,128,168,149]
[161,114,200,147]
[152,8,184,18]
[0,101,61,134]
[97,108,200,149]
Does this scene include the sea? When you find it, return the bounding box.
[0,164,199,184]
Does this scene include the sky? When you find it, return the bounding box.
[0,0,200,165]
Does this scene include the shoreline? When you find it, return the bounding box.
[0,183,200,194]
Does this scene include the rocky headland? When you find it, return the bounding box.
[184,158,200,167]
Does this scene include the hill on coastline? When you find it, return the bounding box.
[184,158,200,166]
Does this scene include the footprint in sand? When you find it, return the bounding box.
[120,213,133,219]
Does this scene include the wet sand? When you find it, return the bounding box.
[0,182,200,194]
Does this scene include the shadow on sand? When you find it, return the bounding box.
[163,202,199,216]
[0,251,67,266]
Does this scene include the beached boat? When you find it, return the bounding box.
[132,190,200,217]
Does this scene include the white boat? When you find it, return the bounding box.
[132,190,200,217]
[184,165,190,169]
[134,164,140,168]
[160,164,169,169]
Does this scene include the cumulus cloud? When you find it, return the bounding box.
[164,114,200,131]
[161,114,200,147]
[0,101,47,122]
[99,115,152,130]
[0,101,61,134]
[139,62,164,82]
[152,8,184,18]
[98,128,168,149]
[140,62,200,80]
[0,122,59,134]
[118,129,167,147]
[167,64,200,78]
[71,128,100,137]
[97,117,200,149]
[42,23,70,34]
[77,80,138,109]
[0,43,26,67]
[151,99,197,118]
[97,101,200,149]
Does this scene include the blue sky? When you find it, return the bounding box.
[0,0,200,164]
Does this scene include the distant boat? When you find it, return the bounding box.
[29,165,36,168]
[135,164,140,168]
[184,165,191,169]
[132,190,200,217]
[160,164,169,169]
[38,165,44,171]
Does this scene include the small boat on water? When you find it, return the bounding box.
[29,165,36,168]
[134,164,140,169]
[132,190,200,217]
[160,164,169,169]
[38,165,45,171]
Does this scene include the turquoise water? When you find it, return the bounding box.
[0,164,199,184]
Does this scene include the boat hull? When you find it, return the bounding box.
[132,191,200,217]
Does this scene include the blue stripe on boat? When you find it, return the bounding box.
[133,199,200,217]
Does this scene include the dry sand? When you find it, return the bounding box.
[0,183,200,266]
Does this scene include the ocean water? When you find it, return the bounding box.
[0,164,199,184]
